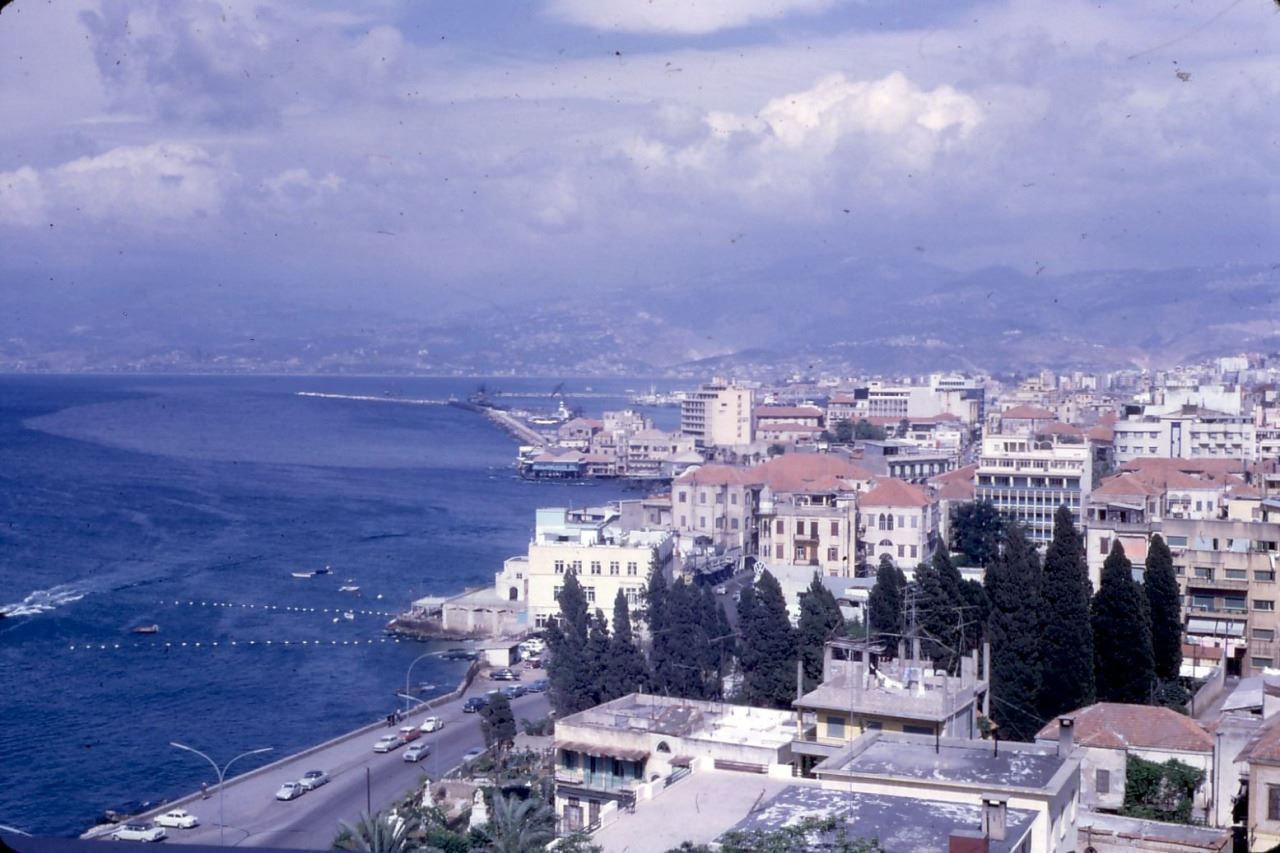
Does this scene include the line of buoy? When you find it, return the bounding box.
[164,599,395,617]
[66,637,404,652]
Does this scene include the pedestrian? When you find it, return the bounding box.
[200,782,209,800]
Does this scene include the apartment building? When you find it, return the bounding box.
[975,434,1094,544]
[680,379,754,448]
[859,477,938,572]
[499,506,675,631]
[670,464,758,551]
[754,405,824,429]
[754,455,875,578]
[1113,406,1258,463]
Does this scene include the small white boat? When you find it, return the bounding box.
[291,571,315,579]
[339,585,360,593]
[342,611,355,621]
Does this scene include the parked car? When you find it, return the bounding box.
[501,684,526,699]
[373,734,401,753]
[525,678,549,693]
[526,657,542,669]
[113,822,167,842]
[403,742,430,762]
[397,725,421,743]
[714,585,727,595]
[462,697,488,713]
[519,638,545,655]
[275,782,305,801]
[461,747,486,765]
[298,770,328,791]
[153,810,198,829]
[489,668,515,681]
[419,716,445,733]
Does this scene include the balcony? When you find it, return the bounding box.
[1185,576,1251,592]
[554,767,641,794]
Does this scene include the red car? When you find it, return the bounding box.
[397,725,421,743]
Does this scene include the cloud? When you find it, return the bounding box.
[0,167,48,226]
[35,143,230,223]
[545,0,846,35]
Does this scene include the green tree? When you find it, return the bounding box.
[853,419,887,441]
[484,792,555,853]
[335,812,421,853]
[867,555,905,647]
[798,574,844,692]
[480,692,517,753]
[604,589,649,698]
[583,610,612,705]
[1145,534,1183,683]
[546,570,594,716]
[951,500,1004,567]
[1122,754,1205,824]
[653,580,713,698]
[833,419,855,444]
[739,569,798,708]
[1039,505,1096,720]
[1093,540,1156,704]
[915,544,965,672]
[984,523,1044,741]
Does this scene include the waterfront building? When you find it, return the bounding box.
[974,432,1093,544]
[680,379,754,449]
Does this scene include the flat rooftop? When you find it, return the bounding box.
[822,735,1066,791]
[560,693,795,748]
[729,787,1037,853]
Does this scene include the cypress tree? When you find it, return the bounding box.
[868,555,906,648]
[1093,540,1156,704]
[1145,534,1183,683]
[798,573,844,692]
[546,570,592,716]
[739,570,798,709]
[584,609,611,706]
[604,589,650,699]
[952,500,1004,567]
[653,580,709,699]
[984,523,1044,741]
[644,558,671,686]
[1039,505,1096,719]
[916,544,964,672]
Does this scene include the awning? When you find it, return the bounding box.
[669,755,694,767]
[555,741,648,762]
[1186,618,1245,637]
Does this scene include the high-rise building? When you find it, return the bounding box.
[679,378,754,448]
[974,434,1093,543]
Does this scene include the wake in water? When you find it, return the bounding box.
[1,585,86,618]
[295,392,449,405]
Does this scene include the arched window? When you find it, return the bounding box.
[508,586,520,601]
[886,514,894,531]
[878,539,893,550]
[656,741,671,753]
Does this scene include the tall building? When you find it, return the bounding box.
[679,379,754,448]
[974,434,1093,544]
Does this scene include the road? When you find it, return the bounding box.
[109,671,549,850]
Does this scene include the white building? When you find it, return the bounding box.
[680,379,755,448]
[859,477,939,572]
[1113,407,1257,463]
[974,434,1094,544]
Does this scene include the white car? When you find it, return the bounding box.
[373,734,400,753]
[153,810,199,829]
[275,781,304,801]
[520,638,545,654]
[298,770,328,791]
[113,822,167,842]
[419,716,445,733]
[403,742,430,762]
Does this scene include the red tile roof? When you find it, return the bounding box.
[1037,703,1212,753]
[860,477,932,508]
[1001,404,1056,420]
[751,454,874,493]
[1037,422,1084,437]
[1237,714,1280,764]
[673,464,756,486]
[1091,472,1162,500]
[929,464,977,501]
[755,405,824,419]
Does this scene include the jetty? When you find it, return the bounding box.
[484,408,547,447]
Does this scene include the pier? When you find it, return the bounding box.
[484,408,548,447]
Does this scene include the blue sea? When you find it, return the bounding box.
[0,375,677,837]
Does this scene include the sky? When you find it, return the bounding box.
[0,0,1275,322]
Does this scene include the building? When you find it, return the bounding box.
[552,692,796,834]
[680,379,754,448]
[670,464,758,552]
[792,639,988,775]
[754,405,824,430]
[997,405,1059,436]
[1113,406,1258,463]
[1035,704,1214,820]
[1235,711,1280,851]
[495,506,674,631]
[974,433,1093,544]
[858,477,939,570]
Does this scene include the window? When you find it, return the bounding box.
[554,560,565,574]
[903,725,933,736]
[897,515,905,528]
[731,518,739,530]
[590,561,602,575]
[678,491,687,503]
[585,587,596,603]
[1255,628,1275,641]
[1259,571,1278,582]
[716,492,724,504]
[867,515,876,529]
[571,560,582,573]
[776,520,785,534]
[609,561,620,576]
[825,715,846,739]
[1226,569,1248,580]
[1258,600,1276,612]
[1096,769,1111,794]
[831,521,840,536]
[1099,537,1110,556]
[699,516,706,528]
[699,492,707,504]
[910,545,918,559]
[827,547,839,562]
[898,545,905,558]
[679,515,687,527]
[553,585,563,599]
[731,493,738,505]
[1256,656,1274,671]
[911,515,918,529]
[626,561,638,575]
[1194,567,1214,580]
[775,544,783,558]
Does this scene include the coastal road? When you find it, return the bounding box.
[126,674,548,850]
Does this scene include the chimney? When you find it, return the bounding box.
[981,794,1007,842]
[948,830,989,853]
[1057,715,1075,756]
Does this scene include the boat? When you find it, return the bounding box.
[316,566,332,576]
[291,571,315,579]
[131,625,159,635]
[342,611,355,621]
[339,585,360,593]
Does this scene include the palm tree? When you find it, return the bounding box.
[334,811,421,853]
[484,792,555,853]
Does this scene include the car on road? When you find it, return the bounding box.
[113,822,167,842]
[403,742,430,762]
[462,697,488,713]
[419,716,445,733]
[501,684,526,699]
[275,782,305,801]
[397,725,421,743]
[153,810,198,829]
[526,678,549,693]
[489,667,516,681]
[461,747,486,765]
[298,770,328,791]
[373,734,401,753]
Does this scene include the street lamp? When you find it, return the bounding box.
[170,742,273,846]
[404,651,437,714]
